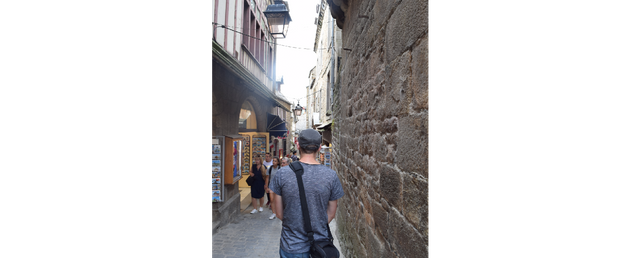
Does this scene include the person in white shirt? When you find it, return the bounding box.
[263,153,273,169]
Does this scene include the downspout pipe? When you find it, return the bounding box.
[329,18,335,113]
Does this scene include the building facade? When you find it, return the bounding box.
[327,0,429,257]
[307,0,342,151]
[212,0,292,233]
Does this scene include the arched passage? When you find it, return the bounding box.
[238,100,257,130]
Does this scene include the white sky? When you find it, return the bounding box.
[275,0,321,107]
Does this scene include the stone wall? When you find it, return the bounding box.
[329,0,428,257]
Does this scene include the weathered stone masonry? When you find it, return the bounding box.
[328,0,428,257]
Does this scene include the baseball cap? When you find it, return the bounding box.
[298,129,322,148]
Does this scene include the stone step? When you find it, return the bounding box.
[209,221,220,235]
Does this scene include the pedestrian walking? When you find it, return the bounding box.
[264,153,273,169]
[281,157,290,167]
[269,129,345,257]
[290,150,298,162]
[249,156,267,214]
[265,157,281,220]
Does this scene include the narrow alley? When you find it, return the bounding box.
[213,0,428,257]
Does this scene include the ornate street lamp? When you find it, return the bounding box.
[263,0,292,39]
[293,101,303,117]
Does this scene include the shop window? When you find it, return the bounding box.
[239,101,257,130]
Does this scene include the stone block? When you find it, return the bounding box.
[384,51,412,118]
[372,133,387,161]
[362,155,378,177]
[354,135,373,156]
[371,0,403,35]
[384,0,428,63]
[385,132,398,149]
[372,200,389,239]
[367,186,377,202]
[339,134,348,147]
[381,116,399,134]
[380,165,402,209]
[411,37,428,112]
[364,120,373,134]
[354,151,364,168]
[402,173,428,236]
[396,112,428,177]
[366,43,385,78]
[370,120,381,134]
[385,143,396,163]
[364,225,392,258]
[389,208,428,258]
[371,173,381,196]
[346,135,355,151]
[356,135,364,153]
[355,215,368,254]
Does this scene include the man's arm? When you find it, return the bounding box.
[327,200,338,223]
[273,194,284,220]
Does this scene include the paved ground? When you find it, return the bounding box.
[213,189,342,258]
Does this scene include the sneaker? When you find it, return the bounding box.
[259,207,264,212]
[269,213,277,220]
[250,209,258,214]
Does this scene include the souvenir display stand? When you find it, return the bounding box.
[224,135,244,185]
[318,146,332,169]
[212,137,225,202]
[241,135,251,175]
[252,134,268,160]
[238,132,269,188]
[324,147,331,168]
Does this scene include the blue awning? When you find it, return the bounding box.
[267,113,288,137]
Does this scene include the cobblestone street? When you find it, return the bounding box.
[213,194,342,258]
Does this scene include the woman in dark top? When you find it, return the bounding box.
[249,156,267,214]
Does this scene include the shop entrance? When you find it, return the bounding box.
[237,100,271,212]
[237,132,270,212]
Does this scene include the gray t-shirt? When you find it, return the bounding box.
[267,166,278,177]
[269,162,344,254]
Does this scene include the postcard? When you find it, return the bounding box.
[212,190,221,201]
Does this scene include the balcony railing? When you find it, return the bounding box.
[238,45,273,92]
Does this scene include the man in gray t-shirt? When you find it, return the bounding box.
[269,129,344,256]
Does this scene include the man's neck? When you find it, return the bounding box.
[298,154,320,165]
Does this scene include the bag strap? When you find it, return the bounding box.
[289,161,315,244]
[289,162,335,244]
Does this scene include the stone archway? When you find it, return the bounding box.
[238,100,257,130]
[238,95,267,133]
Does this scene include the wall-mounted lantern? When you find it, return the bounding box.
[263,0,292,39]
[293,101,304,117]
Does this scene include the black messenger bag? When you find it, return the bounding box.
[289,162,340,258]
